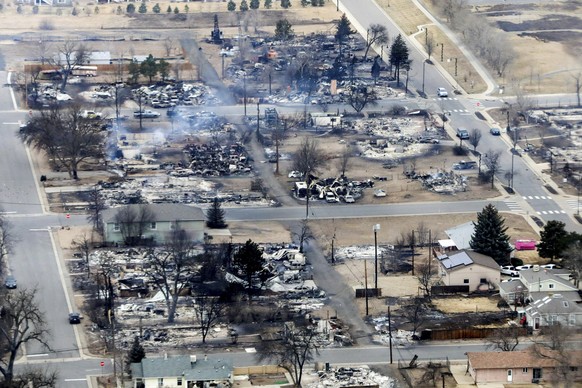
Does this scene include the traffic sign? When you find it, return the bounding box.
[66,213,70,219]
[100,361,105,367]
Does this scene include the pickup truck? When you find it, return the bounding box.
[133,110,161,119]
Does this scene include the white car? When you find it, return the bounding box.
[516,264,534,271]
[344,194,355,203]
[500,265,519,277]
[374,189,387,198]
[501,278,520,283]
[541,264,558,269]
[437,87,448,97]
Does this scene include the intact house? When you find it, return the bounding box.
[467,349,582,385]
[102,204,205,246]
[131,354,232,388]
[499,267,581,329]
[435,250,500,292]
[499,267,578,305]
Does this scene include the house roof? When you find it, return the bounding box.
[437,249,498,272]
[102,204,205,224]
[525,295,582,316]
[468,349,582,369]
[519,268,577,291]
[498,280,526,293]
[445,222,474,250]
[131,355,232,380]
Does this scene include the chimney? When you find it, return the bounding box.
[204,354,208,361]
[190,355,197,364]
[164,352,168,360]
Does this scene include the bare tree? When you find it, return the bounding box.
[487,38,514,77]
[347,86,378,113]
[87,186,105,236]
[425,34,435,61]
[468,128,482,151]
[572,72,582,107]
[194,295,225,344]
[292,137,327,215]
[113,205,155,246]
[401,297,427,337]
[145,228,197,323]
[91,251,118,321]
[163,37,175,57]
[531,324,578,387]
[19,104,105,180]
[256,321,319,387]
[292,219,314,253]
[12,365,58,388]
[486,326,521,351]
[363,24,389,61]
[0,212,13,276]
[72,233,92,277]
[36,39,52,65]
[50,40,90,92]
[483,150,502,189]
[0,288,51,384]
[415,263,438,300]
[514,84,536,124]
[562,241,582,288]
[338,147,351,177]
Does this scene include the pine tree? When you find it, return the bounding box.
[389,34,409,86]
[469,204,512,264]
[166,5,172,13]
[250,0,260,9]
[126,3,135,13]
[280,0,291,8]
[174,6,179,13]
[537,220,568,263]
[206,198,227,229]
[227,0,236,11]
[126,336,146,375]
[232,239,265,294]
[138,2,147,13]
[335,14,355,44]
[264,0,272,8]
[240,0,249,11]
[152,3,161,13]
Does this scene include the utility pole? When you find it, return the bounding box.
[411,230,415,276]
[388,305,393,364]
[256,102,260,140]
[373,224,380,292]
[422,60,426,95]
[243,74,247,117]
[428,229,432,273]
[109,309,117,387]
[364,260,369,316]
[439,43,444,62]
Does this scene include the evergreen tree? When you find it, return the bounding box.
[184,4,189,13]
[537,220,568,263]
[264,0,272,8]
[250,0,260,9]
[232,239,265,294]
[166,5,172,13]
[275,19,294,41]
[206,197,227,229]
[469,204,512,264]
[280,0,291,8]
[138,2,147,13]
[126,336,146,375]
[158,59,170,81]
[174,6,179,13]
[140,54,158,84]
[152,3,161,13]
[94,6,100,14]
[126,3,135,13]
[301,0,309,6]
[240,0,249,11]
[335,14,355,44]
[127,60,140,84]
[227,0,236,11]
[389,34,409,86]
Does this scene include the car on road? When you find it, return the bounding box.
[69,312,82,324]
[437,87,448,97]
[500,265,519,277]
[516,264,535,271]
[4,275,17,289]
[490,127,501,136]
[133,110,161,119]
[456,128,470,139]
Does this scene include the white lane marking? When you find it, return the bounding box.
[2,122,20,125]
[7,72,18,110]
[27,353,49,358]
[64,379,87,382]
[29,228,49,232]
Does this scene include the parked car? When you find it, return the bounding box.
[68,312,82,324]
[541,264,558,269]
[374,189,387,197]
[490,127,501,136]
[500,265,519,277]
[325,192,339,203]
[516,264,535,271]
[343,194,355,203]
[4,275,17,289]
[133,110,160,119]
[437,87,448,97]
[501,278,520,283]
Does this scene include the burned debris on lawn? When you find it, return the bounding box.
[308,365,396,388]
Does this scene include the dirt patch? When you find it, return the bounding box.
[432,296,499,314]
[222,221,292,245]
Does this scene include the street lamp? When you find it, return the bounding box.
[373,224,381,292]
[438,43,444,62]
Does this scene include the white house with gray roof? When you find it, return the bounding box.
[524,294,582,330]
[131,354,232,388]
[102,204,205,245]
[436,250,500,291]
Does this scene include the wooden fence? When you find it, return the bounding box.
[420,327,528,341]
